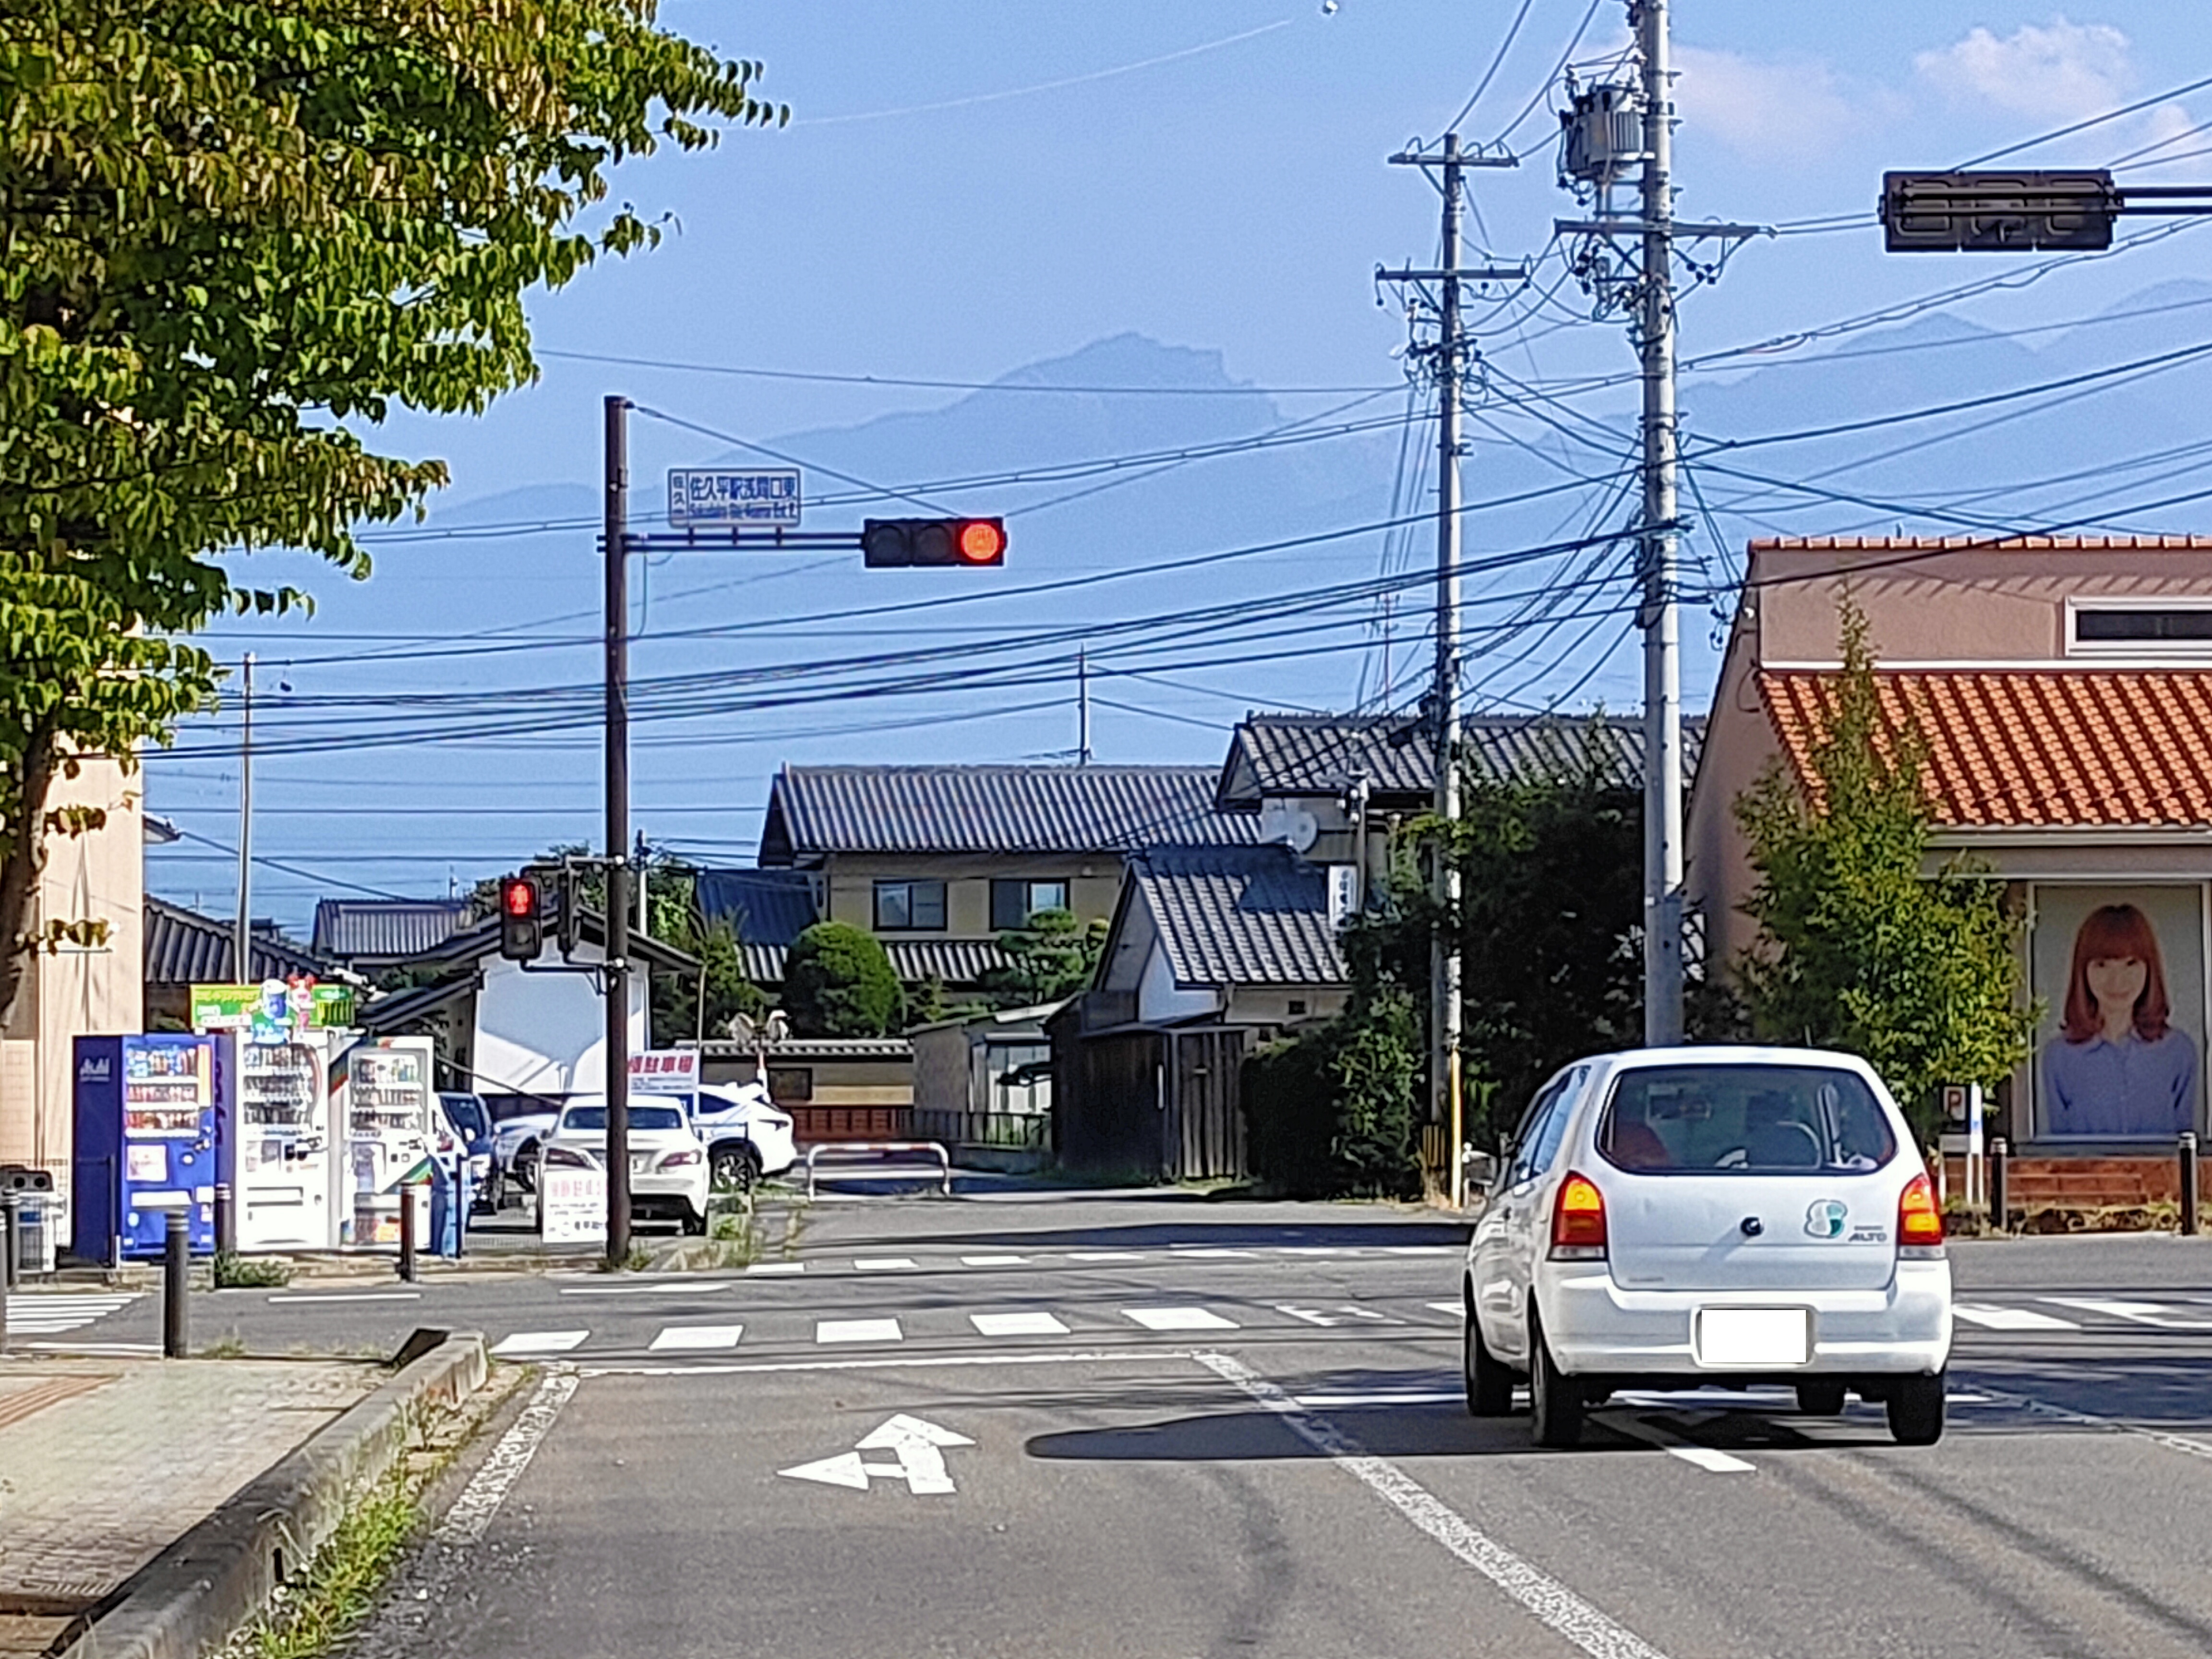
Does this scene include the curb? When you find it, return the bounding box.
[59,1329,489,1659]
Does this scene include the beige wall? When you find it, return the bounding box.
[0,754,146,1197]
[820,853,1123,937]
[1222,985,1350,1025]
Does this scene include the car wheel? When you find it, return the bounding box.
[1887,1371,1946,1446]
[1797,1380,1848,1416]
[711,1144,760,1193]
[1528,1315,1585,1450]
[1463,1300,1517,1418]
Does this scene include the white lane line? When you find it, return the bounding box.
[490,1330,589,1356]
[436,1368,579,1544]
[267,1291,423,1304]
[1380,1246,1459,1257]
[20,1340,163,1356]
[1067,1250,1146,1262]
[648,1324,745,1352]
[1121,1306,1238,1332]
[1294,1392,1466,1407]
[854,1258,918,1273]
[583,1348,1173,1379]
[560,1281,738,1297]
[961,1254,1028,1267]
[1954,1303,2080,1331]
[1273,1246,1346,1256]
[2044,1297,2212,1330]
[1598,1409,1758,1474]
[1427,1301,1463,1316]
[817,1318,903,1345]
[1196,1352,1672,1659]
[970,1311,1070,1337]
[746,1262,805,1275]
[1172,1247,1257,1259]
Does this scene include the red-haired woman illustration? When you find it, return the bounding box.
[2042,902,2199,1137]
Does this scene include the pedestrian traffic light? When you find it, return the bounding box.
[862,517,1007,567]
[498,875,542,962]
[1880,170,2116,252]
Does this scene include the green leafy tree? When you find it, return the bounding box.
[783,922,902,1038]
[655,916,768,1047]
[0,2,784,1027]
[1733,598,2036,1140]
[983,906,1106,1007]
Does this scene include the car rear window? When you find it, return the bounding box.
[561,1106,685,1132]
[1597,1065,1897,1175]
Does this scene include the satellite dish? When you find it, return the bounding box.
[1285,807,1320,854]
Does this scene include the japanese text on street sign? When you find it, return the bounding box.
[539,1166,607,1245]
[667,468,802,527]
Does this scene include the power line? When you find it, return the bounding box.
[1443,0,1536,135]
[1960,71,2212,168]
[536,347,1396,397]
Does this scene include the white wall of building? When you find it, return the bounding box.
[473,940,648,1097]
[1136,939,1220,1027]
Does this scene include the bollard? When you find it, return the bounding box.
[164,1209,190,1358]
[397,1182,418,1283]
[1988,1135,2009,1233]
[1,1190,18,1290]
[2182,1132,2201,1238]
[214,1182,235,1258]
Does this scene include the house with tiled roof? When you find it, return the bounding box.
[1687,534,2212,1193]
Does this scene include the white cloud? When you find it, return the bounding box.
[1914,18,2135,120]
[1674,46,1862,159]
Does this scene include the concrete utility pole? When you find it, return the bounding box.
[603,394,633,1267]
[1381,135,1523,1200]
[1638,0,1685,1047]
[233,652,254,983]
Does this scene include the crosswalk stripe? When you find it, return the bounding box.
[1121,1306,1238,1332]
[745,1262,804,1275]
[1067,1250,1145,1262]
[490,1331,589,1356]
[816,1317,902,1344]
[853,1258,918,1272]
[960,1254,1028,1267]
[969,1311,1070,1337]
[649,1324,745,1352]
[1954,1303,2080,1332]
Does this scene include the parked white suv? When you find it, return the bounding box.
[1463,1046,1952,1449]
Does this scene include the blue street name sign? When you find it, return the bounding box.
[667,468,803,527]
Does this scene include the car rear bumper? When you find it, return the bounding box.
[628,1171,707,1215]
[1539,1258,1952,1377]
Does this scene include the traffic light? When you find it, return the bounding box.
[498,875,542,962]
[1881,170,2116,252]
[862,517,1007,567]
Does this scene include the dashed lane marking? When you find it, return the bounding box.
[1122,1307,1239,1332]
[960,1254,1028,1267]
[648,1324,745,1352]
[1954,1303,2079,1331]
[266,1291,423,1304]
[817,1317,903,1344]
[2044,1297,2212,1331]
[745,1262,805,1275]
[1066,1250,1146,1262]
[969,1311,1070,1337]
[489,1330,589,1356]
[854,1258,919,1273]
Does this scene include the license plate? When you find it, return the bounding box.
[1695,1307,1810,1367]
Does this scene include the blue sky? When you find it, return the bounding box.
[149,3,2212,925]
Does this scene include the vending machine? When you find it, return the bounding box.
[217,1027,347,1251]
[72,1033,228,1264]
[336,1035,436,1249]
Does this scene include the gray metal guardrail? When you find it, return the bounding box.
[803,1140,953,1199]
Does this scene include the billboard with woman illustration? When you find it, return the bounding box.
[2032,886,2205,1140]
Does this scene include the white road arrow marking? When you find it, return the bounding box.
[1275,1304,1343,1327]
[778,1415,974,1496]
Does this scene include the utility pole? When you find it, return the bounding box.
[1638,0,1685,1047]
[1381,134,1523,1202]
[603,394,633,1267]
[233,653,254,983]
[1076,648,1092,766]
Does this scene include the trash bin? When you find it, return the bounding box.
[1,1167,60,1275]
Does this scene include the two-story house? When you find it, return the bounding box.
[1687,534,2212,1204]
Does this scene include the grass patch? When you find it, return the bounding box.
[214,1251,295,1289]
[245,1472,418,1659]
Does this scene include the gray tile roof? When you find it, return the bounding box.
[1131,845,1346,988]
[1215,712,1708,809]
[144,897,330,986]
[739,936,1010,990]
[696,869,817,947]
[758,765,1259,863]
[313,898,472,962]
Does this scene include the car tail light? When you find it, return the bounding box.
[1898,1171,1945,1257]
[1549,1171,1608,1261]
[544,1145,593,1170]
[661,1149,702,1167]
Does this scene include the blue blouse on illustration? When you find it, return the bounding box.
[2041,1028,2198,1137]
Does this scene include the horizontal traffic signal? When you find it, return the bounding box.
[1881,170,2116,252]
[862,517,1007,567]
[498,875,542,962]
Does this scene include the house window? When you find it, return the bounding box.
[2068,602,2212,654]
[991,878,1070,930]
[873,879,946,931]
[765,1066,814,1102]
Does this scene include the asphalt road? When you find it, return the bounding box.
[25,1200,2212,1658]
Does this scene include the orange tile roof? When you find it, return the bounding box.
[1757,670,2212,829]
[1750,535,2212,554]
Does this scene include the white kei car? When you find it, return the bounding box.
[1463,1046,1952,1449]
[536,1096,710,1234]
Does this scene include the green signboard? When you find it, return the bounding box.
[190,981,355,1035]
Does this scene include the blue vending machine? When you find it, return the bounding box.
[72,1033,228,1264]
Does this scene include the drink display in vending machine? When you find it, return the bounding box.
[218,1028,346,1250]
[338,1036,435,1248]
[72,1034,227,1263]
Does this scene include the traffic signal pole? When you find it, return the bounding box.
[603,394,633,1267]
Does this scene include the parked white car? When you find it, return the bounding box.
[536,1096,710,1234]
[689,1082,799,1190]
[491,1109,559,1202]
[1463,1046,1952,1449]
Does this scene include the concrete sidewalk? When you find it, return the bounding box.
[0,1355,381,1655]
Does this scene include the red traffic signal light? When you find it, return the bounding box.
[498,875,543,962]
[862,517,1007,567]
